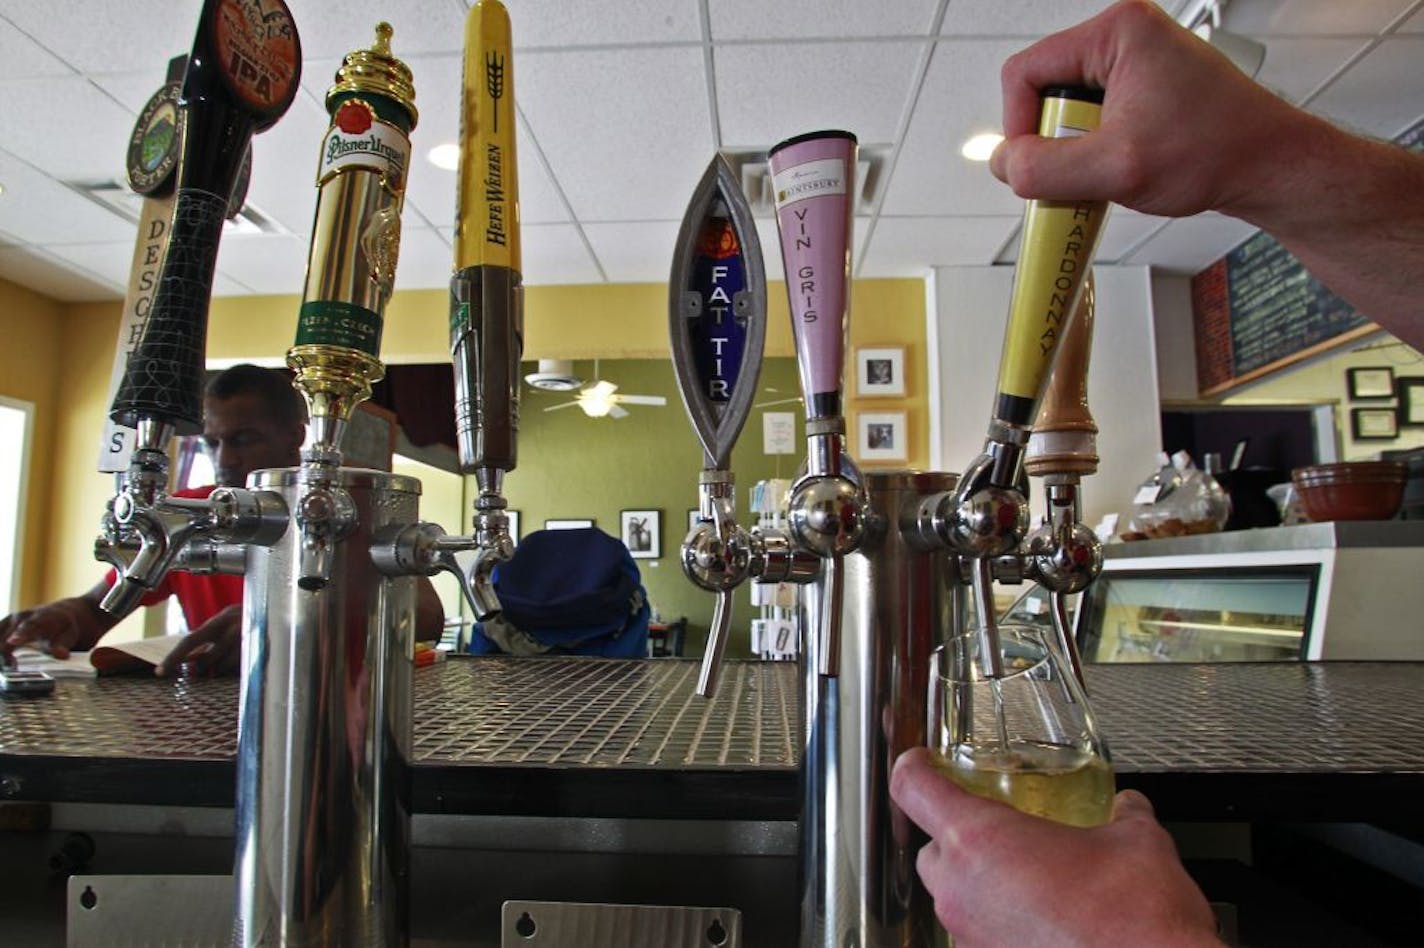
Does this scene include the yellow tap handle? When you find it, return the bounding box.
[994,88,1106,430]
[455,0,521,272]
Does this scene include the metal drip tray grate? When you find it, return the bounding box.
[415,658,799,768]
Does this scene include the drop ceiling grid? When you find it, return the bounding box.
[0,151,136,245]
[0,0,195,75]
[515,45,715,222]
[0,244,121,302]
[712,41,928,149]
[861,215,1019,276]
[1305,36,1424,138]
[505,0,703,47]
[937,0,1137,36]
[1221,0,1420,36]
[0,76,137,182]
[706,0,941,40]
[1121,213,1259,274]
[878,37,1027,218]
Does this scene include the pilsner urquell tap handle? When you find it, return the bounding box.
[669,154,768,697]
[1024,273,1102,688]
[926,86,1108,676]
[287,23,417,590]
[447,0,523,620]
[767,130,867,678]
[100,0,301,617]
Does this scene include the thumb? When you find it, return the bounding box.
[990,132,1118,203]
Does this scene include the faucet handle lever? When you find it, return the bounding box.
[696,589,735,698]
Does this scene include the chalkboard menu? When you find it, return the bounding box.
[1191,115,1424,396]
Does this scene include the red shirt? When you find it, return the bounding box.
[103,485,245,630]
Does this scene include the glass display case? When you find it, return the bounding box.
[1066,521,1424,662]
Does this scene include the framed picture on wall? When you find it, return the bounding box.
[505,510,521,545]
[620,509,662,559]
[1397,377,1424,428]
[856,411,908,463]
[545,518,594,530]
[1347,366,1395,399]
[1351,407,1399,441]
[855,347,905,398]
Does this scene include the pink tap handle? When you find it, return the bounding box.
[768,131,856,422]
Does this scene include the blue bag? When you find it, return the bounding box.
[468,527,650,658]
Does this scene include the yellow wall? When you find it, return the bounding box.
[0,277,63,607]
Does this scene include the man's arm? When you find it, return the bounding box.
[990,0,1424,348]
[0,580,120,664]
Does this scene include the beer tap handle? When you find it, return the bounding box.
[110,0,301,435]
[767,130,866,678]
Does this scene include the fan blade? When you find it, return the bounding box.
[614,394,667,406]
[610,404,630,419]
[755,397,803,408]
[544,401,581,412]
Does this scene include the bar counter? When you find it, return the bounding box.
[4,656,1423,821]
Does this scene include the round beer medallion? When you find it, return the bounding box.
[126,81,183,195]
[212,0,301,118]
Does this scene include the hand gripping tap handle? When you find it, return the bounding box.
[669,154,768,697]
[1026,273,1102,688]
[767,130,865,678]
[110,0,301,435]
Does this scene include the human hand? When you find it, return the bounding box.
[890,747,1220,947]
[155,604,242,677]
[990,0,1314,224]
[1,598,107,664]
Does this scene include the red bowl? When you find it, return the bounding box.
[1291,462,1406,521]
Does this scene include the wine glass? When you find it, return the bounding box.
[927,624,1113,828]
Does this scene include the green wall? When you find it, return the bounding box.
[503,357,804,658]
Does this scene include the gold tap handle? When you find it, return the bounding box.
[1025,272,1098,478]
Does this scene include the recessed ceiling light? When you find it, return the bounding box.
[0,182,6,197]
[960,133,1004,162]
[427,143,460,171]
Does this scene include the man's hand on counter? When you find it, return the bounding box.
[155,603,242,678]
[0,590,112,665]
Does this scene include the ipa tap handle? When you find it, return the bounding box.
[110,0,301,435]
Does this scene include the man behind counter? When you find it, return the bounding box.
[0,364,444,675]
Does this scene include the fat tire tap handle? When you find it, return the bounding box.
[110,0,301,434]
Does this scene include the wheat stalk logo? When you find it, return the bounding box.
[485,52,505,132]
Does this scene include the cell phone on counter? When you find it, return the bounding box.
[0,668,56,696]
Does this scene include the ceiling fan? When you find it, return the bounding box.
[541,361,667,419]
[755,386,803,409]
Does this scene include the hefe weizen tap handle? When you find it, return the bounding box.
[110,0,301,434]
[987,87,1107,477]
[767,130,865,678]
[451,0,523,478]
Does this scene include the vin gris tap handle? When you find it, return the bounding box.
[450,0,523,474]
[767,131,856,426]
[669,154,767,471]
[992,88,1106,445]
[111,0,301,434]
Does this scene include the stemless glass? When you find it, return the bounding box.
[927,624,1114,828]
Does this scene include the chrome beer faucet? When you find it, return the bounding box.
[670,155,820,697]
[98,0,301,618]
[916,87,1109,677]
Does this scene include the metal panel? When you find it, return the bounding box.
[67,874,232,948]
[501,900,741,948]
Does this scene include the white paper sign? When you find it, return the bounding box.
[763,411,796,455]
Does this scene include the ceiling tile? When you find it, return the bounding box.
[1307,36,1424,138]
[91,70,174,114]
[518,46,713,221]
[1252,37,1376,104]
[214,233,311,294]
[0,244,119,301]
[715,41,927,149]
[860,216,1018,276]
[506,0,702,46]
[387,226,451,291]
[41,240,142,288]
[287,2,468,59]
[939,1,1123,37]
[0,150,136,244]
[1122,213,1259,275]
[240,93,329,237]
[0,77,138,181]
[0,1,196,74]
[1221,0,1418,36]
[583,220,683,282]
[710,0,937,40]
[517,223,605,285]
[1403,8,1424,32]
[0,15,72,77]
[880,39,1026,217]
[1096,209,1172,263]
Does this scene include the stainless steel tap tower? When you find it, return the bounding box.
[672,87,1110,947]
